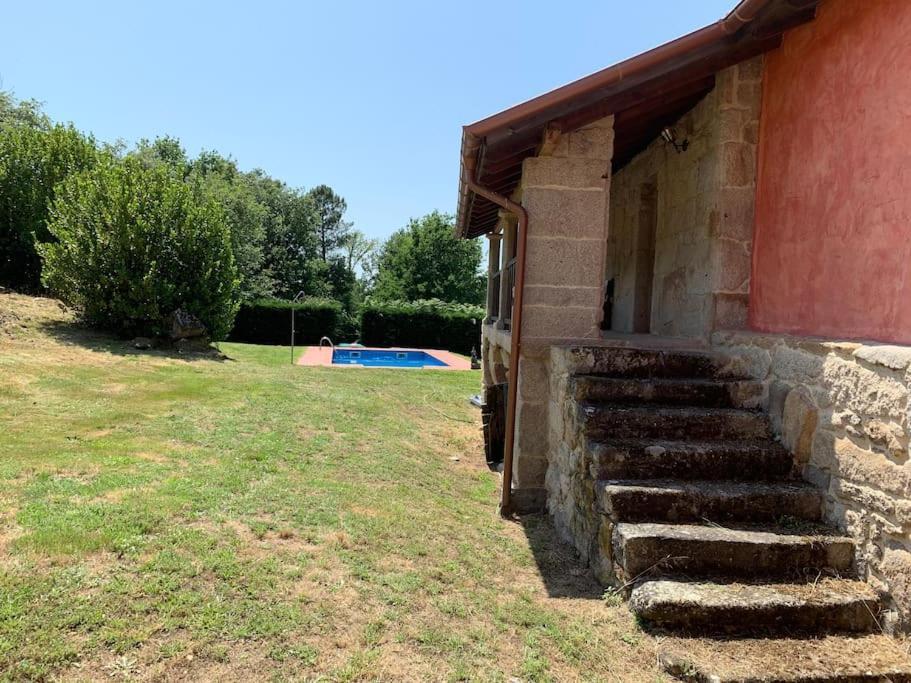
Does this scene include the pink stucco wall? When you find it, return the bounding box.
[750,0,911,344]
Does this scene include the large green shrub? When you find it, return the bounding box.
[40,158,239,339]
[228,298,341,345]
[360,299,483,355]
[0,124,98,290]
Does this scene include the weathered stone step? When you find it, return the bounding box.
[597,480,822,524]
[572,346,740,380]
[658,634,911,682]
[589,439,793,481]
[630,578,881,635]
[573,375,764,408]
[580,403,771,441]
[612,523,854,581]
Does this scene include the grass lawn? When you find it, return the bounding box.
[0,293,660,682]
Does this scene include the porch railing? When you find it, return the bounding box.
[489,269,501,322]
[503,258,516,330]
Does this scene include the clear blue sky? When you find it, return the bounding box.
[1,1,732,241]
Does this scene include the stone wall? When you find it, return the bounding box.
[545,345,607,567]
[607,58,762,338]
[715,331,911,629]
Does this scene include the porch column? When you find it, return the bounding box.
[497,214,517,331]
[485,232,502,325]
[508,115,615,513]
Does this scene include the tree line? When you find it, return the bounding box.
[0,91,485,340]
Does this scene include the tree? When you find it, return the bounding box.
[0,123,98,290]
[0,91,49,130]
[40,157,239,340]
[245,170,323,299]
[306,184,350,262]
[341,229,378,273]
[192,160,274,302]
[371,211,485,305]
[131,136,189,174]
[186,151,275,302]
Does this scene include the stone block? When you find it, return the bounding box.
[768,380,791,432]
[804,463,831,491]
[523,187,607,240]
[522,284,601,309]
[721,142,756,188]
[567,124,614,160]
[737,80,762,108]
[737,55,763,82]
[715,187,756,241]
[782,387,818,467]
[718,108,752,144]
[822,356,908,421]
[515,399,549,461]
[743,120,760,144]
[880,548,911,629]
[524,236,605,288]
[522,156,610,190]
[866,420,907,458]
[717,69,738,106]
[508,487,547,514]
[831,436,911,500]
[521,305,600,341]
[771,345,824,383]
[712,292,749,331]
[853,345,911,372]
[512,452,548,489]
[517,355,550,402]
[713,237,752,292]
[831,479,911,525]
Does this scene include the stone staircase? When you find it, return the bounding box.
[569,347,911,682]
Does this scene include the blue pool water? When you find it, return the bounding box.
[332,348,448,368]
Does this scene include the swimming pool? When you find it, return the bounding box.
[297,345,470,370]
[332,348,449,368]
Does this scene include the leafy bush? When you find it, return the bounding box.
[0,124,98,290]
[40,157,239,339]
[229,298,341,345]
[360,299,483,355]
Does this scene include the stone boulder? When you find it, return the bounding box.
[169,309,207,340]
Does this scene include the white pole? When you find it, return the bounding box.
[291,291,305,365]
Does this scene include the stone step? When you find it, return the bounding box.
[596,480,822,524]
[589,438,794,481]
[657,634,911,682]
[580,403,771,441]
[630,578,881,635]
[612,523,854,581]
[573,375,764,408]
[573,346,740,380]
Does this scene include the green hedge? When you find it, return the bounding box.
[360,299,483,355]
[228,298,340,345]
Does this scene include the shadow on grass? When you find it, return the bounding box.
[518,512,604,600]
[37,319,232,362]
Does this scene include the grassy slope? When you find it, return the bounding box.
[0,294,658,682]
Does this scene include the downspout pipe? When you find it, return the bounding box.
[465,157,528,518]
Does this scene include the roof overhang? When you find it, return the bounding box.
[456,0,818,239]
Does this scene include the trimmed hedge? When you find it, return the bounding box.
[360,299,483,355]
[228,298,340,345]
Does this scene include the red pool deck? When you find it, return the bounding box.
[296,346,472,370]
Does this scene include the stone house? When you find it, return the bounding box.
[457,0,911,676]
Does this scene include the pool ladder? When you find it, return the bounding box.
[319,336,335,352]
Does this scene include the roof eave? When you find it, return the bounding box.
[455,0,782,239]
